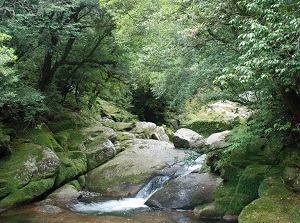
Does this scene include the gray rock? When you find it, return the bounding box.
[47,184,80,204]
[132,122,169,142]
[82,125,117,142]
[194,204,224,219]
[36,148,61,177]
[223,214,239,222]
[146,173,222,209]
[81,138,116,171]
[14,146,60,186]
[206,130,231,148]
[85,138,186,196]
[173,128,206,149]
[36,204,63,214]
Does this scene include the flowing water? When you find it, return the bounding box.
[0,154,227,223]
[69,155,206,215]
[69,176,170,215]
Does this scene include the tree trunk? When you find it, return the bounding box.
[279,87,300,123]
[38,34,58,91]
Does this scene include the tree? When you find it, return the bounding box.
[0,32,45,123]
[0,33,19,108]
[213,0,300,132]
[1,0,125,108]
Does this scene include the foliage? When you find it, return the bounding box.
[212,0,300,134]
[0,0,129,114]
[0,32,45,123]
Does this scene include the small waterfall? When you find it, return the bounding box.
[135,176,170,199]
[69,176,170,214]
[69,154,206,215]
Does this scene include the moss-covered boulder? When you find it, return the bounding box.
[54,151,87,187]
[0,143,59,209]
[205,164,275,217]
[20,126,65,152]
[239,177,300,223]
[179,100,248,137]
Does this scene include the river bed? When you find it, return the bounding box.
[0,204,227,223]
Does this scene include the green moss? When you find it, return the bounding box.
[116,132,134,141]
[54,129,86,152]
[220,164,243,182]
[239,194,300,223]
[48,110,91,133]
[279,148,300,166]
[99,99,137,122]
[20,126,64,152]
[69,180,81,191]
[0,143,53,192]
[85,135,107,150]
[258,176,290,198]
[236,165,271,197]
[77,175,86,188]
[54,130,70,148]
[214,185,256,215]
[101,122,134,131]
[0,180,10,199]
[212,165,273,215]
[0,177,55,209]
[86,165,142,193]
[54,151,87,187]
[239,176,300,223]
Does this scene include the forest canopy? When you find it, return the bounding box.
[0,0,299,141]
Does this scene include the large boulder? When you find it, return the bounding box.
[85,138,186,197]
[132,122,169,142]
[146,173,222,209]
[206,130,231,148]
[82,125,117,143]
[80,137,116,171]
[173,128,206,149]
[47,184,80,205]
[0,144,60,209]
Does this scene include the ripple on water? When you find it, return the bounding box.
[0,204,227,223]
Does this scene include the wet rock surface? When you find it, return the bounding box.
[146,173,222,209]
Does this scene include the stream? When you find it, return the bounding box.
[0,154,227,223]
[69,176,170,215]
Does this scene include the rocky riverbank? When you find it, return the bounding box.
[1,100,300,223]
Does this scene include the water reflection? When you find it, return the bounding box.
[0,205,226,223]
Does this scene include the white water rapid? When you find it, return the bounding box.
[69,154,206,215]
[69,176,170,214]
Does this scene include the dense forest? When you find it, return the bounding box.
[1,0,300,144]
[0,0,299,127]
[0,0,300,222]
